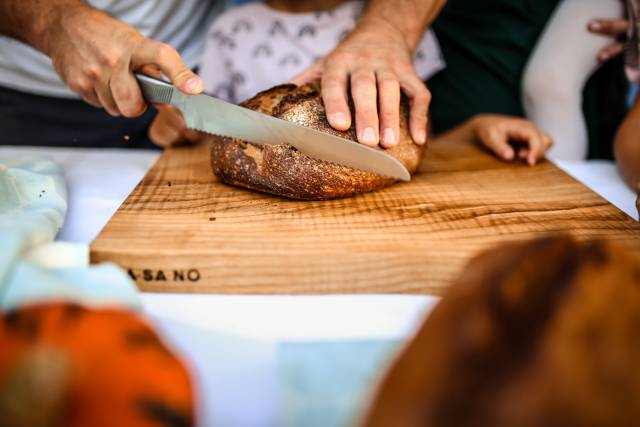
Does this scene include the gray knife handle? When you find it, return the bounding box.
[135,73,177,105]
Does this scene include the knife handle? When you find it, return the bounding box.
[134,73,176,105]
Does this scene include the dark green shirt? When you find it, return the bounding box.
[428,0,627,159]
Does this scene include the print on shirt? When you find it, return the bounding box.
[199,1,446,104]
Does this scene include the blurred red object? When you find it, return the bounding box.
[0,303,194,427]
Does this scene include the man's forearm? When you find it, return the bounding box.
[0,0,202,116]
[358,0,447,50]
[0,0,88,53]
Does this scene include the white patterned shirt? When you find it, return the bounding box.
[200,1,445,103]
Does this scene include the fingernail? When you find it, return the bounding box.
[588,20,601,31]
[503,149,514,160]
[361,127,377,145]
[330,112,349,129]
[186,76,203,93]
[415,130,427,145]
[382,128,397,146]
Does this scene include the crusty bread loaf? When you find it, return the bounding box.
[363,234,640,427]
[209,82,423,200]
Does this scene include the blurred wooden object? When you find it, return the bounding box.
[90,139,640,294]
[363,234,640,427]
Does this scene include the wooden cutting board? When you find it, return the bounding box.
[90,139,640,295]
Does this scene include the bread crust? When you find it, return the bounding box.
[209,82,423,200]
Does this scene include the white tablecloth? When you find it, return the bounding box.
[1,145,637,426]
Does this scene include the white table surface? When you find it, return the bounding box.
[1,145,637,426]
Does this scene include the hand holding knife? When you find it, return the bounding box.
[135,73,410,181]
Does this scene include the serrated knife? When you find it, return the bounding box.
[135,73,410,181]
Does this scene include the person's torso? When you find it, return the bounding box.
[429,0,562,132]
[0,0,227,98]
[199,1,445,103]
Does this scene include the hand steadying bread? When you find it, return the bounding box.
[208,82,423,200]
[149,85,553,200]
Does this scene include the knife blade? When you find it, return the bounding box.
[135,73,410,181]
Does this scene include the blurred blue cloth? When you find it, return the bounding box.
[628,83,639,106]
[0,155,139,311]
[277,340,400,427]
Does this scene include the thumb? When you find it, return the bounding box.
[133,39,204,95]
[290,61,323,85]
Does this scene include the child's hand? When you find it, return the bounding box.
[471,115,553,166]
[587,18,629,63]
[148,106,204,147]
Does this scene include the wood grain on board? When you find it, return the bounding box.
[90,139,640,295]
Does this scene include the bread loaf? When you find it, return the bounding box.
[363,234,640,427]
[209,82,424,200]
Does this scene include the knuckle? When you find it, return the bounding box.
[71,78,93,94]
[99,52,119,68]
[380,112,399,125]
[410,115,427,127]
[322,69,345,82]
[81,96,98,108]
[111,82,130,102]
[156,43,177,60]
[377,70,399,85]
[106,108,121,117]
[414,84,430,98]
[410,100,428,116]
[406,78,429,94]
[84,65,102,81]
[405,86,430,107]
[378,78,400,95]
[115,89,145,116]
[423,88,432,103]
[321,76,345,92]
[326,51,350,65]
[357,51,376,63]
[174,69,193,83]
[67,80,82,93]
[356,108,378,123]
[323,94,347,108]
[351,73,376,89]
[121,103,144,117]
[351,75,377,97]
[380,113,399,127]
[380,100,399,115]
